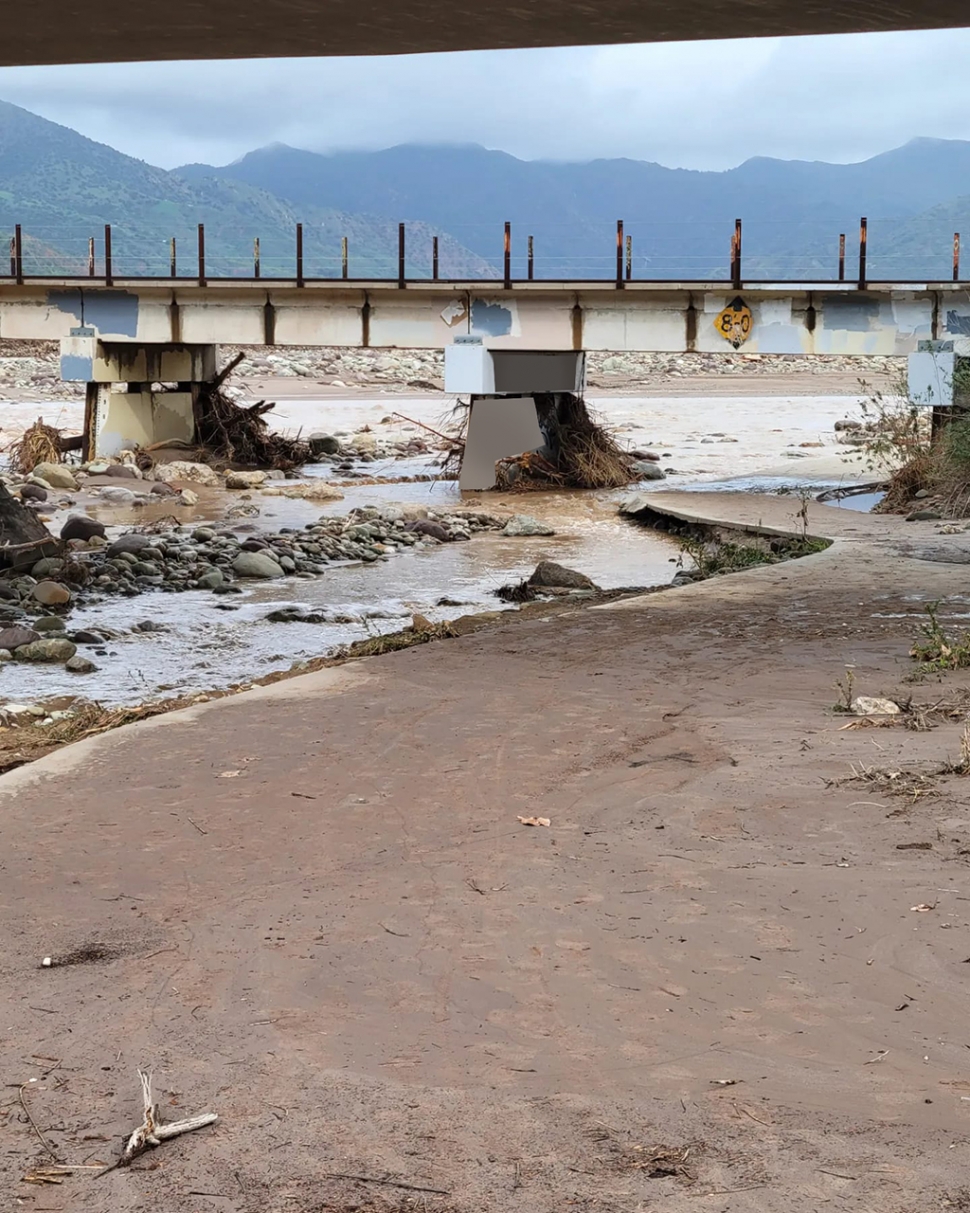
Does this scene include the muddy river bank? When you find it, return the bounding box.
[1,389,873,710]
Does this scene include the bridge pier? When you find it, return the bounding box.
[445,339,586,490]
[61,331,216,459]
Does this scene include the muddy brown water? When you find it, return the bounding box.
[3,391,869,707]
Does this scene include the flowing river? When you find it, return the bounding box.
[1,389,871,707]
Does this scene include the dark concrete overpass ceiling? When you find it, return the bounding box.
[6,0,962,67]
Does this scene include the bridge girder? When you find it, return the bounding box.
[4,0,962,69]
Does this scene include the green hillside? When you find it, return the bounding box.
[0,99,492,279]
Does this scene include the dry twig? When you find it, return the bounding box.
[19,1082,61,1162]
[104,1069,217,1171]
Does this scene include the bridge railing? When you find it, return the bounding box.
[1,218,965,286]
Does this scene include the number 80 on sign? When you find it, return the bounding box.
[714,296,753,349]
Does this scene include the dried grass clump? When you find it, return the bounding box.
[875,449,935,513]
[8,418,62,475]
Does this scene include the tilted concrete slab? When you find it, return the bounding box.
[5,0,964,68]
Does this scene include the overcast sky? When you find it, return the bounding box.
[0,28,968,171]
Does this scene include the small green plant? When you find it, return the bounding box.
[794,489,811,540]
[678,532,829,581]
[852,369,970,517]
[789,536,830,556]
[853,374,931,477]
[910,600,970,673]
[678,537,773,578]
[833,666,855,713]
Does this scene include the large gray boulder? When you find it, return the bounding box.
[15,637,77,662]
[154,461,221,487]
[99,486,138,505]
[107,533,153,558]
[0,626,41,650]
[233,551,285,579]
[33,616,67,633]
[502,515,556,536]
[225,470,268,489]
[66,655,98,673]
[32,462,78,490]
[528,561,599,590]
[632,460,666,481]
[61,514,106,542]
[309,433,341,457]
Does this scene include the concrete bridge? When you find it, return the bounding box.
[4,279,970,357]
[3,275,968,472]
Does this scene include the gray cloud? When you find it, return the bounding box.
[1,29,969,170]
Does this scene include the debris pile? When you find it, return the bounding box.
[440,394,645,490]
[527,393,640,490]
[187,354,311,470]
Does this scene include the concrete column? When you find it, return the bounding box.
[459,395,545,491]
[908,342,955,406]
[88,386,196,458]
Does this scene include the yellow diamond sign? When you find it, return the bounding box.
[714,296,753,348]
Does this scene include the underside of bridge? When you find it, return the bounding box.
[6,0,962,68]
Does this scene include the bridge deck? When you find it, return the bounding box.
[2,279,969,355]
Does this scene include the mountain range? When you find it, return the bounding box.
[0,100,490,279]
[2,97,970,282]
[179,138,970,281]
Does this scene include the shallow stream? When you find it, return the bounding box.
[3,390,870,707]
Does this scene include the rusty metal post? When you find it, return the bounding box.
[197,223,206,287]
[431,236,438,281]
[504,221,512,289]
[398,223,406,288]
[254,237,261,279]
[528,235,534,281]
[104,224,112,286]
[954,233,961,282]
[8,235,14,279]
[732,219,742,289]
[13,225,23,284]
[296,222,304,287]
[88,236,95,278]
[169,237,177,278]
[626,234,632,281]
[858,217,867,290]
[342,236,349,280]
[616,220,624,288]
[838,233,845,282]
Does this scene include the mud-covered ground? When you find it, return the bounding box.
[3,496,970,1212]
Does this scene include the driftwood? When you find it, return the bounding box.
[210,350,245,392]
[190,358,310,470]
[106,1069,217,1171]
[390,411,463,446]
[0,482,59,570]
